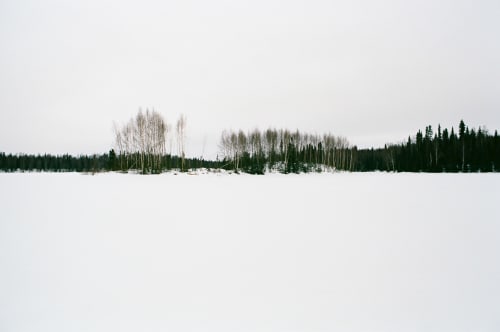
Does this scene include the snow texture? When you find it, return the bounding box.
[1,172,500,332]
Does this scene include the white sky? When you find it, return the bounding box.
[1,0,499,158]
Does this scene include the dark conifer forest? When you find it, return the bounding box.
[1,120,499,173]
[355,120,500,172]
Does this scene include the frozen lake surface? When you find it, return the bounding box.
[1,172,500,332]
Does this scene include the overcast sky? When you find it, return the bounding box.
[1,0,499,158]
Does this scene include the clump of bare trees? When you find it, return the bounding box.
[219,128,356,173]
[114,110,190,173]
[114,109,168,174]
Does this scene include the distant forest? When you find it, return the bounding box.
[1,114,499,173]
[357,121,500,173]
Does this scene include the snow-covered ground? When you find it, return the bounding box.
[1,172,499,332]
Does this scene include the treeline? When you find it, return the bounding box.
[0,153,110,173]
[219,128,355,174]
[0,151,219,173]
[1,117,499,174]
[356,120,500,172]
[219,121,499,173]
[0,109,209,174]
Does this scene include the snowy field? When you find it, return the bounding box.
[1,172,500,332]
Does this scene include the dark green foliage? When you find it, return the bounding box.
[108,149,118,171]
[0,153,110,172]
[354,120,499,172]
[0,152,221,173]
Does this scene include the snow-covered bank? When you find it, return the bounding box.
[1,173,499,332]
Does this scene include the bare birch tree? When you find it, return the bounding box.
[176,114,187,171]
